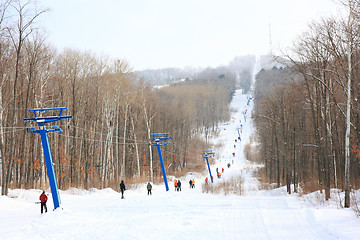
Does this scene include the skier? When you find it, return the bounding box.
[227,163,231,168]
[39,191,48,214]
[174,179,178,191]
[216,167,219,173]
[192,179,195,188]
[189,179,192,188]
[177,180,182,191]
[205,177,208,184]
[222,168,224,173]
[120,180,126,199]
[147,182,152,195]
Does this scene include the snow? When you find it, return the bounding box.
[1,89,359,240]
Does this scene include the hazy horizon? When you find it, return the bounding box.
[38,0,340,71]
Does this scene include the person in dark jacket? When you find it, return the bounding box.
[39,191,48,214]
[189,179,193,188]
[177,180,181,191]
[120,180,126,199]
[147,182,152,195]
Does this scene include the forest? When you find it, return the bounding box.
[253,0,360,207]
[6,0,360,211]
[0,1,253,196]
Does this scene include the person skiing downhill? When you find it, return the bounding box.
[120,180,126,199]
[147,182,152,195]
[192,179,195,188]
[39,191,47,214]
[189,179,192,188]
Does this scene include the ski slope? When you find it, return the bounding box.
[0,90,359,240]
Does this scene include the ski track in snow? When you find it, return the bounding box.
[0,90,359,240]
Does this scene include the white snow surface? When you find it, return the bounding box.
[1,90,359,240]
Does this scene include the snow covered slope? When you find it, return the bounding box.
[0,90,359,240]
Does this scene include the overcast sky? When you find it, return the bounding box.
[37,0,341,70]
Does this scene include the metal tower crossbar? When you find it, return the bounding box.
[24,107,72,210]
[149,133,172,143]
[202,150,215,156]
[25,107,72,123]
[149,133,172,191]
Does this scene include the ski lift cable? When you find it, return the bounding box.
[161,147,199,159]
[58,134,149,146]
[67,124,150,144]
[7,121,205,157]
[60,132,201,159]
[53,163,102,168]
[70,124,138,137]
[168,142,202,158]
[2,129,25,134]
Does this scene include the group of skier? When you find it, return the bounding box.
[122,180,153,197]
[174,179,182,191]
[38,145,235,213]
[38,170,228,214]
[216,167,224,178]
[189,179,195,188]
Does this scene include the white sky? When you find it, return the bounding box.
[37,0,341,70]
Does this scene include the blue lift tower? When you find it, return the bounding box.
[149,133,172,191]
[24,107,72,210]
[236,125,242,142]
[202,150,215,183]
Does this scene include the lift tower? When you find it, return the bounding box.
[24,107,72,210]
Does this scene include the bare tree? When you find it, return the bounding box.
[0,0,11,194]
[2,0,47,196]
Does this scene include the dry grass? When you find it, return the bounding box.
[201,175,244,195]
[254,168,278,191]
[213,142,223,149]
[244,137,261,163]
[297,179,323,196]
[244,144,251,160]
[351,190,360,217]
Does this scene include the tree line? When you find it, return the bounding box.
[0,0,236,195]
[253,0,360,207]
[137,55,254,93]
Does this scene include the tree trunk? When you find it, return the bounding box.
[143,100,155,182]
[344,31,352,208]
[121,103,129,179]
[131,116,141,177]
